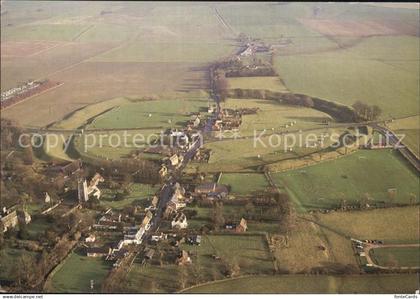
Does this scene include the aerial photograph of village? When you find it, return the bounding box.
[0,1,419,296]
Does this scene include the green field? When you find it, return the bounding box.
[89,98,208,129]
[219,173,269,195]
[183,274,419,293]
[0,248,38,281]
[27,216,51,239]
[181,234,274,276]
[227,77,288,92]
[100,183,159,210]
[48,250,112,293]
[222,98,333,137]
[274,36,419,118]
[273,150,419,211]
[203,127,342,173]
[126,234,274,293]
[199,98,341,172]
[387,116,420,157]
[370,247,420,268]
[314,206,419,243]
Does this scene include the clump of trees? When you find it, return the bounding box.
[275,192,296,235]
[352,101,382,121]
[213,71,229,102]
[85,158,161,185]
[212,200,225,231]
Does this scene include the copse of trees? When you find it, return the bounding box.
[275,192,296,235]
[213,72,229,102]
[352,101,382,121]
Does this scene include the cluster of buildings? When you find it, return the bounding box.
[78,173,105,203]
[0,206,31,232]
[86,206,154,267]
[237,41,271,57]
[1,80,42,102]
[211,108,259,132]
[212,108,243,131]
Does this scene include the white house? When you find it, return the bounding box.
[171,212,188,229]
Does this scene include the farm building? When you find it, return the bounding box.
[86,246,111,258]
[0,209,31,232]
[177,250,192,265]
[171,212,188,229]
[194,183,229,196]
[225,218,248,233]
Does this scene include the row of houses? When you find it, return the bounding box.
[1,80,42,102]
[86,208,155,264]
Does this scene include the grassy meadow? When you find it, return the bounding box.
[274,36,419,119]
[370,247,420,268]
[48,250,112,293]
[227,77,288,92]
[273,150,419,211]
[100,183,159,210]
[222,98,333,137]
[219,173,270,195]
[313,206,419,243]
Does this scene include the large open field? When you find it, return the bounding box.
[183,274,419,293]
[313,206,419,243]
[226,77,288,92]
[89,98,208,130]
[222,98,333,137]
[1,2,233,127]
[272,150,419,211]
[219,173,270,195]
[48,249,112,293]
[201,126,343,173]
[126,234,274,293]
[274,36,419,119]
[370,247,420,268]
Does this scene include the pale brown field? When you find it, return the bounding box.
[2,61,207,127]
[299,18,400,37]
[1,41,61,58]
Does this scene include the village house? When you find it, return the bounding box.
[186,235,201,246]
[87,173,105,199]
[86,246,111,258]
[85,234,96,243]
[176,250,192,265]
[159,164,168,178]
[171,212,188,229]
[164,183,186,217]
[123,226,144,245]
[107,247,129,261]
[144,248,155,260]
[47,159,82,178]
[194,183,229,197]
[151,196,159,208]
[236,218,248,233]
[141,210,153,231]
[225,218,247,233]
[151,233,167,243]
[0,208,31,232]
